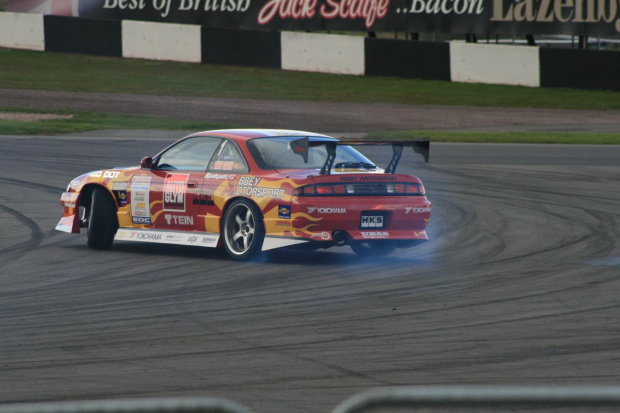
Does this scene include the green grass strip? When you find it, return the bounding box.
[0,108,234,135]
[2,48,620,110]
[1,108,618,143]
[368,130,620,144]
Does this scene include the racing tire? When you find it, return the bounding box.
[222,199,265,261]
[87,186,118,250]
[350,240,397,258]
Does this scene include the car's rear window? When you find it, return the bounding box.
[247,136,373,170]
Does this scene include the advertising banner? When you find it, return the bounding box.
[6,0,620,36]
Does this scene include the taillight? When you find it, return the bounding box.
[293,182,425,196]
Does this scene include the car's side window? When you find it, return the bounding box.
[155,137,222,171]
[207,140,249,173]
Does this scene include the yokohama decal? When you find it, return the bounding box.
[164,174,189,212]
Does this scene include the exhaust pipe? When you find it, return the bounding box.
[332,231,348,246]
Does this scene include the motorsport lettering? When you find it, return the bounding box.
[236,176,286,199]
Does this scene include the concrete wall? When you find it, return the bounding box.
[450,43,540,87]
[0,12,44,51]
[122,20,201,63]
[281,32,365,75]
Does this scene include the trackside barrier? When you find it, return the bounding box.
[331,385,620,413]
[0,398,253,413]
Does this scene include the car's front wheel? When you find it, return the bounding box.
[350,240,397,258]
[222,199,265,260]
[87,186,118,250]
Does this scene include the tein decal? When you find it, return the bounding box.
[164,214,195,225]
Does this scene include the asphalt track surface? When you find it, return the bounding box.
[1,94,620,413]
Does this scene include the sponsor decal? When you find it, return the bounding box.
[361,231,390,239]
[89,170,121,179]
[164,174,189,211]
[278,205,291,219]
[132,216,152,224]
[405,206,432,214]
[311,231,332,240]
[112,181,128,191]
[235,176,286,199]
[399,0,483,17]
[202,236,218,244]
[117,229,220,247]
[213,160,240,171]
[165,234,184,241]
[276,220,291,226]
[307,207,347,214]
[134,232,162,241]
[64,201,76,208]
[116,228,219,247]
[164,214,194,226]
[361,215,384,228]
[115,190,128,205]
[490,0,620,33]
[193,191,214,206]
[258,0,390,28]
[131,175,152,223]
[205,173,236,180]
[132,176,151,184]
[340,175,397,182]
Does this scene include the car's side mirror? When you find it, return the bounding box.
[141,157,153,169]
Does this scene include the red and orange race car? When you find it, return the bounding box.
[56,129,431,260]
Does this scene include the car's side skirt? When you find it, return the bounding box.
[115,228,220,248]
[262,236,310,251]
[114,229,311,251]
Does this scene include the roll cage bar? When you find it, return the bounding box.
[289,137,430,175]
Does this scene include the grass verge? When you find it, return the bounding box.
[368,130,620,144]
[0,108,234,135]
[2,48,620,110]
[1,108,619,143]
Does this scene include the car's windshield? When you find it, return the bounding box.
[247,136,376,170]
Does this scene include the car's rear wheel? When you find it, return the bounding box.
[223,199,265,261]
[350,240,397,257]
[87,186,118,250]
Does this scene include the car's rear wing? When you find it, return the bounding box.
[290,137,430,175]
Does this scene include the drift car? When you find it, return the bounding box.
[56,129,431,260]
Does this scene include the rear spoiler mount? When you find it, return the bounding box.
[290,137,430,175]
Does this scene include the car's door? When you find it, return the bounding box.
[201,139,250,232]
[133,137,223,232]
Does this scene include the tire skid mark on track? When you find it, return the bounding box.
[0,203,45,266]
[0,177,65,195]
[423,163,617,269]
[3,137,620,411]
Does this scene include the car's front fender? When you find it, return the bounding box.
[56,191,82,233]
